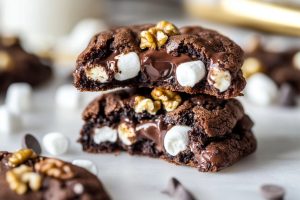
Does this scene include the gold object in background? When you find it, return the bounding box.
[184,0,300,36]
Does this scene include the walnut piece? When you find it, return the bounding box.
[134,96,161,115]
[0,51,13,71]
[242,57,264,79]
[117,123,137,145]
[155,20,179,35]
[8,149,37,167]
[35,158,74,180]
[6,165,42,195]
[140,20,179,50]
[151,88,182,112]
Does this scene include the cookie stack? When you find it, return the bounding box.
[73,21,256,172]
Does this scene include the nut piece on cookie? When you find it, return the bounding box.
[155,20,179,35]
[242,57,264,79]
[151,88,182,112]
[176,61,206,87]
[85,65,109,83]
[293,51,300,70]
[117,123,137,145]
[6,165,42,195]
[134,96,161,115]
[35,158,74,180]
[8,149,37,167]
[164,125,191,156]
[208,66,231,92]
[0,51,13,71]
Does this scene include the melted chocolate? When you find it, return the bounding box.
[141,50,193,81]
[135,118,170,151]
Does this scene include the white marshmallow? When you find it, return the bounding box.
[5,83,32,114]
[208,66,231,92]
[245,73,278,106]
[164,125,191,156]
[55,84,81,110]
[93,126,118,144]
[114,52,141,81]
[43,132,69,155]
[0,106,22,133]
[73,183,84,195]
[176,61,206,87]
[72,159,98,175]
[293,51,300,70]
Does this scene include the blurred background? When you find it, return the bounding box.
[1,0,300,107]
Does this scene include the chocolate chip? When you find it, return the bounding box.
[162,177,196,200]
[261,184,285,200]
[22,133,42,155]
[278,83,297,107]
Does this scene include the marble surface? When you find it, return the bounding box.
[0,67,300,200]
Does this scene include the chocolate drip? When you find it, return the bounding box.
[135,118,170,152]
[141,50,193,81]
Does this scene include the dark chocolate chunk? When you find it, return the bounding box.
[73,23,245,99]
[277,83,297,107]
[78,88,257,172]
[261,184,285,200]
[22,133,42,155]
[163,177,196,200]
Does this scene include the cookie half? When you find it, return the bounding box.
[74,21,245,99]
[78,88,256,172]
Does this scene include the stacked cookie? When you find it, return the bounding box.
[73,21,256,172]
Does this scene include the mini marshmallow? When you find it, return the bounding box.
[114,52,141,81]
[0,106,22,133]
[43,132,69,155]
[93,126,118,144]
[245,73,278,106]
[55,84,81,110]
[164,125,191,156]
[208,66,231,92]
[293,51,300,70]
[176,61,206,87]
[72,159,98,175]
[5,83,32,114]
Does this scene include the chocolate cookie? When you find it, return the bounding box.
[73,21,245,99]
[0,36,52,93]
[78,88,256,172]
[0,150,110,200]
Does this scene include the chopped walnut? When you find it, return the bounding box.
[35,158,74,180]
[134,96,161,115]
[0,51,13,71]
[151,88,182,112]
[6,165,42,195]
[242,57,264,79]
[140,20,179,50]
[8,149,37,167]
[140,30,157,50]
[117,123,137,145]
[155,20,179,35]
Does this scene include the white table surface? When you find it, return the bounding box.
[1,66,300,200]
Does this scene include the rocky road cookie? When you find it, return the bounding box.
[74,21,245,99]
[78,88,256,172]
[0,36,52,93]
[0,150,110,200]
